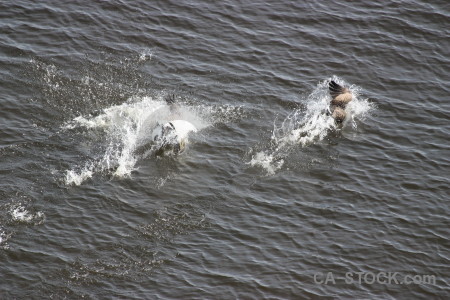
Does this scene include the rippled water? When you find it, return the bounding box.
[1,0,449,299]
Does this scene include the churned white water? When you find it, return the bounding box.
[63,95,242,185]
[9,204,45,225]
[249,77,373,174]
[65,96,188,184]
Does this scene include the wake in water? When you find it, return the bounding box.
[64,94,243,185]
[248,76,373,174]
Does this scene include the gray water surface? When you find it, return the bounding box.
[0,0,449,299]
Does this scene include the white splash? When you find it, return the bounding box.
[9,205,45,224]
[63,94,239,185]
[248,151,284,175]
[249,76,373,174]
[65,168,94,186]
[64,96,166,184]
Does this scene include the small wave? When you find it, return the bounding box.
[249,76,373,174]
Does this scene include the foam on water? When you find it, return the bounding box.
[63,95,241,185]
[9,204,45,225]
[65,168,94,186]
[138,49,153,62]
[0,229,11,249]
[249,76,373,174]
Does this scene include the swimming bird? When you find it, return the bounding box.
[151,94,197,155]
[328,80,353,123]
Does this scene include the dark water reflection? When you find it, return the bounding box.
[0,0,448,298]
